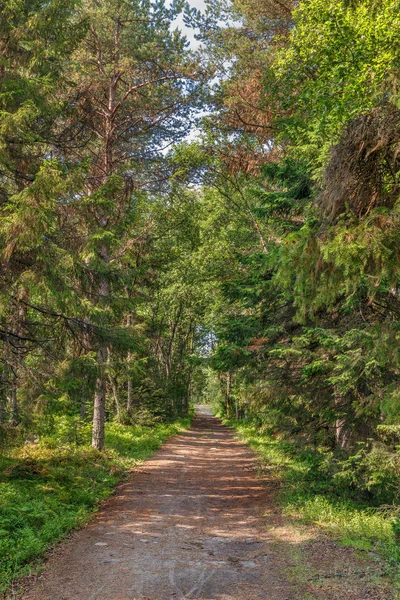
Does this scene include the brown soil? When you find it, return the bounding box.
[12,407,397,600]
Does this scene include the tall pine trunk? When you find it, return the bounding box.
[92,242,110,450]
[126,312,134,413]
[92,344,108,450]
[226,371,231,418]
[127,363,134,412]
[6,287,28,427]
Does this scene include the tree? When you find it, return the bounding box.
[0,0,87,428]
[192,0,400,467]
[67,0,200,449]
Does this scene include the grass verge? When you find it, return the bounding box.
[226,417,400,582]
[0,417,190,594]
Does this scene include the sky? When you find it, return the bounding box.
[170,0,209,142]
[173,0,207,47]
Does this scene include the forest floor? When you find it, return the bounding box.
[9,407,397,600]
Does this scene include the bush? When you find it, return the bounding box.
[334,442,400,504]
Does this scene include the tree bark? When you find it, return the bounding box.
[89,20,119,449]
[127,364,134,412]
[92,344,108,450]
[166,303,183,379]
[126,312,135,412]
[184,326,195,415]
[6,287,28,426]
[226,371,231,418]
[8,382,19,426]
[110,375,120,415]
[0,389,5,424]
[334,390,351,450]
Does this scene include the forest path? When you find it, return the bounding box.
[18,408,394,600]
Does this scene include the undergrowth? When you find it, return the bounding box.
[225,417,400,582]
[0,417,190,594]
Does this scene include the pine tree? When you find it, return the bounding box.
[66,0,200,449]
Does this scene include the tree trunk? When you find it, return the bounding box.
[106,348,120,416]
[0,367,6,423]
[92,344,108,450]
[166,303,183,379]
[6,287,28,427]
[110,375,120,416]
[126,336,135,413]
[335,417,351,450]
[226,371,231,418]
[334,390,351,450]
[0,397,5,424]
[127,366,134,412]
[91,226,110,449]
[183,325,195,416]
[89,24,119,450]
[8,382,19,426]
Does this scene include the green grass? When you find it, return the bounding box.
[0,417,190,593]
[226,418,400,579]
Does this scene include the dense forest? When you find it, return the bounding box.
[1,0,400,591]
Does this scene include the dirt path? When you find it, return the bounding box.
[17,408,396,600]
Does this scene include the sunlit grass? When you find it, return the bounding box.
[227,418,400,576]
[0,417,190,593]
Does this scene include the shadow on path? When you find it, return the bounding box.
[18,408,393,600]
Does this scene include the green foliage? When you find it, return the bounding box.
[333,442,400,504]
[272,0,400,168]
[0,417,190,593]
[2,0,400,590]
[199,0,400,498]
[229,417,400,575]
[0,0,202,453]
